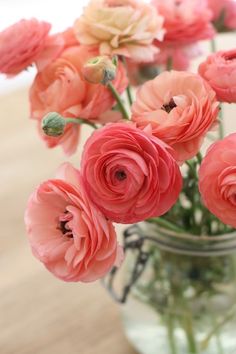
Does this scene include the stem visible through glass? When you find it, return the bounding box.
[166,313,178,354]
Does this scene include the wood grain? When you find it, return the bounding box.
[0,89,136,354]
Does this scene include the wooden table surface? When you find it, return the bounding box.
[0,89,136,354]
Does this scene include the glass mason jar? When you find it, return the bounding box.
[113,223,236,354]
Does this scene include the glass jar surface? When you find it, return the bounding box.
[119,223,236,354]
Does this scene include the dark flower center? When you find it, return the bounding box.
[58,212,73,238]
[115,170,127,181]
[224,52,236,61]
[161,98,177,113]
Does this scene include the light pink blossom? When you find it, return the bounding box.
[25,163,123,282]
[152,0,215,46]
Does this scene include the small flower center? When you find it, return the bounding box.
[161,98,177,113]
[58,211,73,238]
[115,170,127,181]
[224,52,236,61]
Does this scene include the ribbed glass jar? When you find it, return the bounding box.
[121,223,236,354]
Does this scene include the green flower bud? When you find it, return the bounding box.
[42,112,66,137]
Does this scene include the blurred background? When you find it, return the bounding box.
[0,1,235,354]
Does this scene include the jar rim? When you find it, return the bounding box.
[134,223,236,257]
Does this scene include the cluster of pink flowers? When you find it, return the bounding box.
[1,0,236,283]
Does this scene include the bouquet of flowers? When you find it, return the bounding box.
[1,0,236,353]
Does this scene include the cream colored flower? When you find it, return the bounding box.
[74,0,165,62]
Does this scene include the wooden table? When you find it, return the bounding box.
[0,90,136,354]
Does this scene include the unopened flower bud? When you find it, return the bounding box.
[42,112,66,137]
[82,55,117,85]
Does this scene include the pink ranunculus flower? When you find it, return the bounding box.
[152,0,215,46]
[74,0,165,62]
[25,162,123,282]
[154,43,202,71]
[207,0,236,30]
[81,123,182,224]
[198,49,236,104]
[199,133,236,228]
[30,45,128,155]
[0,19,51,76]
[36,27,80,71]
[36,27,80,72]
[132,71,219,162]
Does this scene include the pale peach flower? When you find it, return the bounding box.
[81,122,182,224]
[207,0,236,30]
[152,0,215,46]
[30,45,128,155]
[25,162,123,282]
[74,0,165,62]
[199,133,236,228]
[199,49,236,103]
[132,71,219,162]
[0,19,51,76]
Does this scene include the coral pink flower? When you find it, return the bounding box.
[132,71,219,162]
[152,0,215,46]
[61,28,79,48]
[25,162,123,282]
[34,33,65,72]
[207,0,236,30]
[81,123,182,224]
[199,49,236,103]
[199,133,236,228]
[30,45,128,155]
[36,27,80,72]
[74,0,165,62]
[0,19,51,76]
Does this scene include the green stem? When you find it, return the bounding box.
[126,85,133,106]
[196,152,202,165]
[185,160,198,180]
[167,57,173,71]
[201,306,236,350]
[219,104,224,139]
[211,315,225,354]
[147,217,185,233]
[210,38,216,53]
[107,82,130,120]
[210,38,224,140]
[66,117,97,129]
[184,315,199,354]
[166,314,178,354]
